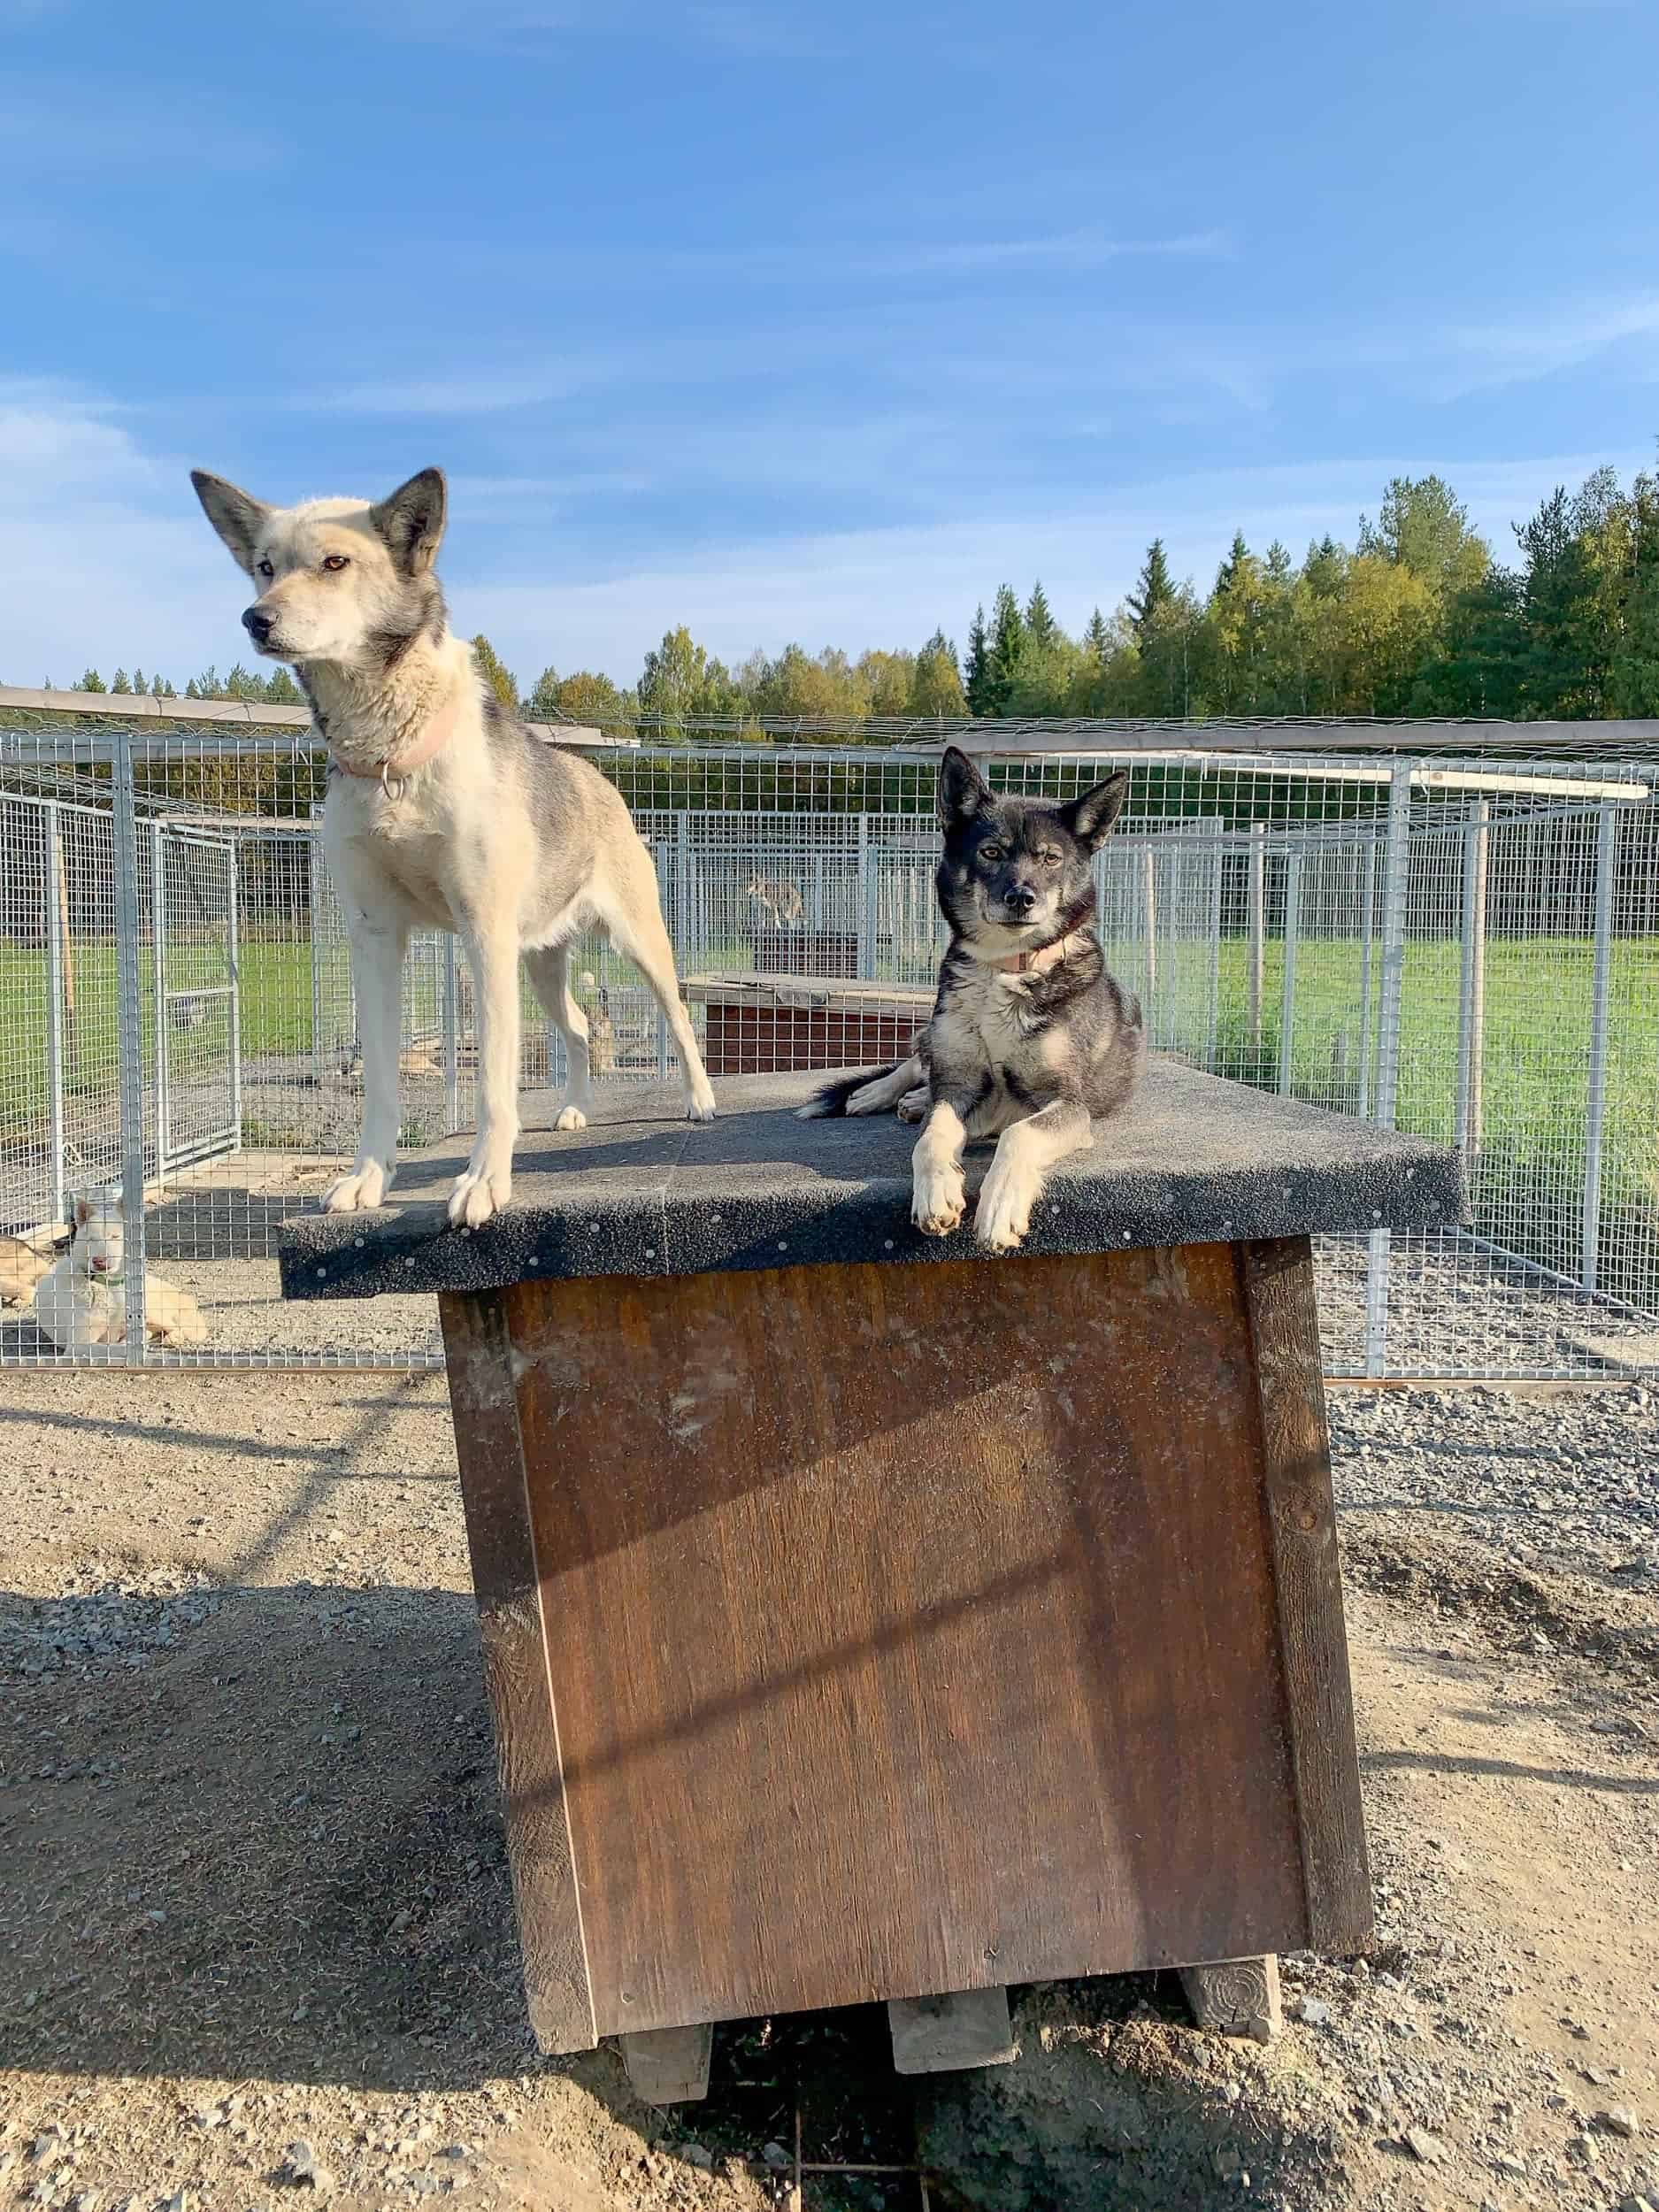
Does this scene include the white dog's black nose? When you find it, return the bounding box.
[242,607,275,644]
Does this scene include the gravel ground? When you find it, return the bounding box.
[1,1368,1655,2212]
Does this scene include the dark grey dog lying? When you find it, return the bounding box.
[802,746,1146,1251]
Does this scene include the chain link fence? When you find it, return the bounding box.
[1,719,1654,1379]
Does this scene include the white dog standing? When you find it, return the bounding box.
[191,466,716,1227]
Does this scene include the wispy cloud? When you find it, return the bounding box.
[0,86,288,172]
[336,0,860,58]
[1426,295,1659,397]
[683,3,849,58]
[652,227,1230,280]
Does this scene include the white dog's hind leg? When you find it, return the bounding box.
[449,926,522,1227]
[607,905,717,1124]
[974,1097,1092,1253]
[323,918,407,1213]
[524,945,592,1132]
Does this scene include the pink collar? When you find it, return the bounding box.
[331,686,463,796]
[994,932,1081,978]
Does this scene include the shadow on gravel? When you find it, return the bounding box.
[1362,1747,1658,1794]
[0,1574,938,2198]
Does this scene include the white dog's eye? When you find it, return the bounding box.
[323,554,350,573]
[257,559,274,579]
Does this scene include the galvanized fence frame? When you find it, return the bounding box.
[0,721,1654,1379]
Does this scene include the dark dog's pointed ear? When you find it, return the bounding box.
[190,470,271,575]
[1059,771,1130,851]
[370,468,447,576]
[937,745,991,827]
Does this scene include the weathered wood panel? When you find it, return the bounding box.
[441,1288,596,2052]
[503,1245,1310,2037]
[1240,1237,1373,1954]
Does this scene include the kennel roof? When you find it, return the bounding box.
[275,1059,1463,1302]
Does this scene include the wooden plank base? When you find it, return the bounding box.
[1179,1955,1283,2044]
[620,2024,715,2105]
[441,1237,1371,2053]
[888,1987,1018,2076]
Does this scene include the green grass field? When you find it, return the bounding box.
[4,929,1655,1304]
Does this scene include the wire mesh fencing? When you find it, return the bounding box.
[0,720,1654,1379]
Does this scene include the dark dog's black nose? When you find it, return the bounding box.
[242,606,275,644]
[1005,884,1037,916]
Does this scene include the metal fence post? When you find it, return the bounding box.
[1356,834,1376,1121]
[308,809,326,1101]
[442,934,461,1133]
[150,824,168,1173]
[1581,801,1617,1294]
[1141,846,1158,1030]
[111,732,149,1359]
[1206,829,1223,1072]
[1248,822,1266,1051]
[1454,799,1489,1167]
[1364,763,1414,1377]
[1278,847,1302,1096]
[42,803,67,1229]
[227,839,243,1149]
[857,816,875,980]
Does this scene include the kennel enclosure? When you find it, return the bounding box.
[0,708,1654,1380]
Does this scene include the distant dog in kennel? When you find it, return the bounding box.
[35,1191,207,1353]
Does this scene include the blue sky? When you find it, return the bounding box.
[4,0,1658,689]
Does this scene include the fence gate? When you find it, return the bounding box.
[152,822,241,1175]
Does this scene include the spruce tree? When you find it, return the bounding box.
[986,584,1026,716]
[1126,541,1176,643]
[111,669,133,693]
[963,604,992,717]
[1025,580,1059,650]
[79,668,106,693]
[1082,607,1110,663]
[1214,530,1249,595]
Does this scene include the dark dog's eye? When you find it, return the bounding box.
[322,554,350,573]
[1037,848,1062,866]
[257,559,274,579]
[979,843,1003,863]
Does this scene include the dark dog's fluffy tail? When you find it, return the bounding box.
[795,1064,904,1120]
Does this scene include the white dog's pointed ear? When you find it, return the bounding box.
[190,470,271,574]
[370,468,447,575]
[1060,771,1130,851]
[73,1194,93,1228]
[937,744,991,826]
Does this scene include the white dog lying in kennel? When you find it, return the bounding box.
[35,1190,207,1353]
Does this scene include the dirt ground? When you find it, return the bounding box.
[2,1371,1655,2212]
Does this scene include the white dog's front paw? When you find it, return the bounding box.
[896,1085,929,1124]
[686,1081,718,1125]
[322,1162,390,1213]
[447,1163,512,1228]
[911,1161,966,1237]
[554,1103,588,1133]
[974,1160,1040,1252]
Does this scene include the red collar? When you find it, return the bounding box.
[993,932,1081,978]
